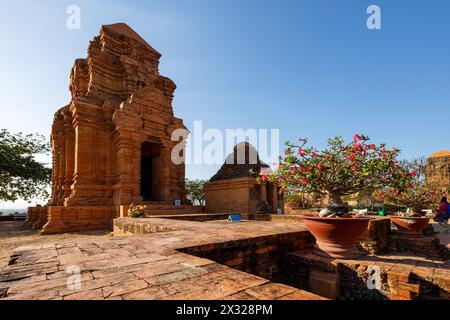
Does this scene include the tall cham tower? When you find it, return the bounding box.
[425,150,450,196]
[26,23,189,234]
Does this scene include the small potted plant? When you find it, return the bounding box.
[375,181,441,238]
[127,204,147,218]
[259,134,412,259]
[256,201,272,214]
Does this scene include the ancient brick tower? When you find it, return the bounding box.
[26,23,187,233]
[425,150,450,195]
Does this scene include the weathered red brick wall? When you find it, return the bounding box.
[286,251,450,300]
[179,231,316,280]
[42,206,114,234]
[389,235,449,261]
[25,206,48,230]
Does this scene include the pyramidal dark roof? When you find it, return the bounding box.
[209,142,270,182]
[101,23,161,56]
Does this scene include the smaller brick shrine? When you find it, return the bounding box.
[204,142,284,218]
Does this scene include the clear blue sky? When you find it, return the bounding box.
[0,0,449,208]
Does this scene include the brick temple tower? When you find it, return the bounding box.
[425,150,450,196]
[26,23,188,233]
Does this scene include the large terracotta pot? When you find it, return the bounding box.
[302,216,372,259]
[390,216,430,238]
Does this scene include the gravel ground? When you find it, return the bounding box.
[0,222,111,269]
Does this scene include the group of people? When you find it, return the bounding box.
[435,196,450,232]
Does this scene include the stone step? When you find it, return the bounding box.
[140,205,204,216]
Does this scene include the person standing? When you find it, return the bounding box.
[434,196,450,232]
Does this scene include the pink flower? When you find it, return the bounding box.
[301,178,309,186]
[353,134,361,142]
[351,166,358,171]
[317,164,323,170]
[261,175,268,182]
[312,152,319,157]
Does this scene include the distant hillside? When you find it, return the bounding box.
[0,209,27,216]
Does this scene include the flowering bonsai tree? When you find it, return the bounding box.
[259,134,414,217]
[374,159,441,216]
[374,183,441,217]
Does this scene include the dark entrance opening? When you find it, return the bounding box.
[140,141,162,201]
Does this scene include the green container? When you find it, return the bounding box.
[377,207,385,217]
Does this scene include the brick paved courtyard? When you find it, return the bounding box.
[0,219,325,300]
[0,218,449,300]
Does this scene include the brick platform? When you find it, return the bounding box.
[25,206,49,230]
[0,219,324,300]
[2,217,448,300]
[42,206,115,234]
[287,251,450,300]
[389,234,449,261]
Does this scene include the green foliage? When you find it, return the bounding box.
[0,129,52,201]
[185,179,207,206]
[284,192,321,209]
[399,157,427,182]
[128,204,147,218]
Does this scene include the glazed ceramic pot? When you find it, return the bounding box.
[390,216,430,238]
[302,216,372,259]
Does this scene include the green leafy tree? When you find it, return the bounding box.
[185,179,207,206]
[0,129,52,202]
[400,157,427,182]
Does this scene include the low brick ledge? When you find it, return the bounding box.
[287,250,450,300]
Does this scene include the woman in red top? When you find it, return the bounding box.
[435,197,449,232]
